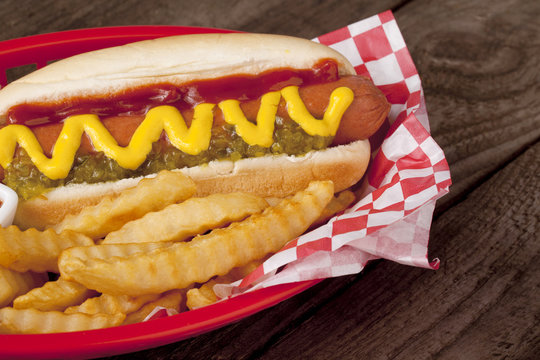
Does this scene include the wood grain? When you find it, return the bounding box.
[0,0,403,41]
[395,0,540,213]
[0,0,538,359]
[108,141,539,360]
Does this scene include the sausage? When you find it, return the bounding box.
[29,75,388,157]
[1,33,390,230]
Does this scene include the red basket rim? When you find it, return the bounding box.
[0,25,319,360]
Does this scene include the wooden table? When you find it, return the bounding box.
[1,0,538,358]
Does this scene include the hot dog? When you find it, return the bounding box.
[0,33,389,229]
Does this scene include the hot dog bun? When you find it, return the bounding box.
[0,33,355,118]
[14,139,370,230]
[0,33,385,230]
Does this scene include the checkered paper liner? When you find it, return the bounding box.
[147,11,451,318]
[212,10,450,299]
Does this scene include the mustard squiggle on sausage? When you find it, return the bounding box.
[0,86,354,180]
[219,91,282,147]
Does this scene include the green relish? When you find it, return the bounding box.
[4,119,333,200]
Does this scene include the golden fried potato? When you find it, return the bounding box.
[312,190,356,227]
[0,267,48,308]
[102,192,269,244]
[123,290,184,325]
[59,181,334,296]
[186,281,219,310]
[13,277,96,312]
[0,226,93,273]
[62,241,174,263]
[64,293,159,315]
[0,307,125,334]
[186,259,265,310]
[54,170,196,239]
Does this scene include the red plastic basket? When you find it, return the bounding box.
[0,26,320,360]
[0,25,234,86]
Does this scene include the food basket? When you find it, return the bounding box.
[0,25,321,360]
[0,12,451,358]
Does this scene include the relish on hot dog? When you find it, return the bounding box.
[0,33,389,229]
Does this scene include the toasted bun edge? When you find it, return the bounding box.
[0,33,355,120]
[13,139,370,230]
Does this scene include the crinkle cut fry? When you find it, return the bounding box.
[0,267,48,308]
[13,277,96,312]
[186,258,265,310]
[0,226,93,273]
[59,181,334,296]
[102,192,269,244]
[123,290,184,325]
[54,170,196,239]
[64,293,160,315]
[62,241,176,263]
[0,307,125,334]
[312,189,356,228]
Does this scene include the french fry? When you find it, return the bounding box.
[186,259,264,310]
[12,277,96,312]
[186,280,220,310]
[123,290,184,325]
[312,190,356,227]
[59,181,334,296]
[64,293,159,315]
[61,241,175,264]
[0,307,125,334]
[0,267,48,308]
[54,170,196,238]
[102,192,269,244]
[0,226,93,273]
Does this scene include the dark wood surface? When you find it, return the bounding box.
[1,0,538,359]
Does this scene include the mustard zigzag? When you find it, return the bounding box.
[0,86,354,180]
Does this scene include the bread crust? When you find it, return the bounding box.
[0,33,355,120]
[13,139,370,230]
[3,34,371,230]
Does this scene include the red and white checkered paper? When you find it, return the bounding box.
[212,10,450,300]
[147,11,451,318]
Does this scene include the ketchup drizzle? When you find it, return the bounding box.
[7,60,339,127]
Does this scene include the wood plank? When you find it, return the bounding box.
[107,142,538,360]
[222,143,538,360]
[0,0,404,41]
[103,274,363,359]
[394,0,540,213]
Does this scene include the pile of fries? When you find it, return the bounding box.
[0,170,356,334]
